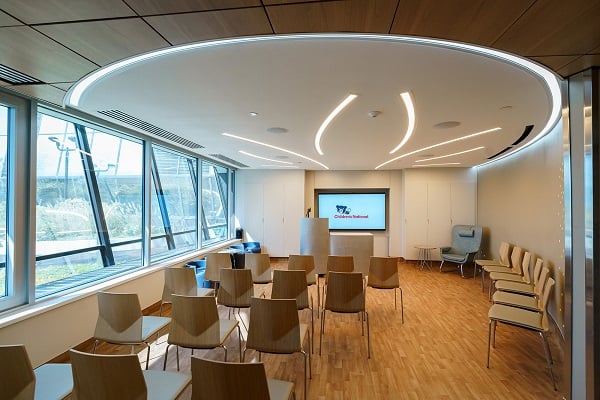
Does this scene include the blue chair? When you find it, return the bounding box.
[242,241,261,253]
[185,259,212,288]
[439,225,482,277]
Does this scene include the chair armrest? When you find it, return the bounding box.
[439,246,452,253]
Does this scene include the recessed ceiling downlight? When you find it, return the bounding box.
[433,121,461,129]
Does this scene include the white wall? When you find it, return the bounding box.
[477,120,565,334]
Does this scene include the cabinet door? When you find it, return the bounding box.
[427,182,452,258]
[450,182,476,225]
[243,183,264,244]
[263,182,285,256]
[404,181,428,260]
[283,183,303,256]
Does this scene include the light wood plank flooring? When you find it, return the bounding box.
[89,259,563,399]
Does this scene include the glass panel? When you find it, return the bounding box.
[35,251,103,298]
[85,127,143,266]
[0,105,8,298]
[150,146,197,260]
[201,161,228,245]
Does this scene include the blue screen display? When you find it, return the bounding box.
[317,192,386,230]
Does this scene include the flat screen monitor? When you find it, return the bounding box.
[316,190,387,231]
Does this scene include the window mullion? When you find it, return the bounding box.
[151,150,175,250]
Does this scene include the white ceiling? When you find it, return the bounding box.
[68,34,560,170]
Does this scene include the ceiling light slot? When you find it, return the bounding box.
[97,109,203,149]
[0,64,43,85]
[487,146,512,160]
[511,125,534,146]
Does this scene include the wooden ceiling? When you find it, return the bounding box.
[0,0,598,107]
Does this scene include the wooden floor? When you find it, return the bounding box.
[89,259,564,399]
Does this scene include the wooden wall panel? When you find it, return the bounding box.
[0,0,134,24]
[126,0,261,15]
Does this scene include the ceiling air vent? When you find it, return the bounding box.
[487,146,512,160]
[209,154,249,168]
[97,109,203,149]
[511,125,534,146]
[0,64,43,85]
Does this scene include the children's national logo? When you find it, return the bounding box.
[336,205,351,215]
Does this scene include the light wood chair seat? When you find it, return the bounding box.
[191,357,295,400]
[245,253,273,284]
[93,292,171,369]
[69,349,191,400]
[366,256,403,322]
[244,297,310,400]
[160,267,214,315]
[487,277,556,390]
[0,344,73,400]
[164,295,242,370]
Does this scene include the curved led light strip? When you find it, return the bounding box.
[415,146,484,163]
[376,127,500,169]
[65,33,561,167]
[314,94,358,155]
[239,150,293,164]
[390,92,415,154]
[414,162,460,167]
[223,132,329,169]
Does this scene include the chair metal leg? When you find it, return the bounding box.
[92,339,99,353]
[175,345,180,371]
[394,287,397,310]
[439,260,445,272]
[237,325,243,361]
[365,310,370,359]
[144,344,151,370]
[399,287,404,324]
[222,345,228,362]
[540,332,557,390]
[242,347,248,362]
[163,344,171,370]
[302,350,307,400]
[486,319,492,368]
[319,310,326,356]
[360,311,364,336]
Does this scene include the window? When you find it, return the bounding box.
[150,146,197,261]
[201,161,229,245]
[0,105,8,298]
[36,112,144,298]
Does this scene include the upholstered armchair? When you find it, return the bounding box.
[440,225,483,277]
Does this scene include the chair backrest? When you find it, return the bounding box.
[288,254,316,276]
[520,252,532,284]
[510,246,524,274]
[0,344,35,400]
[532,258,544,287]
[271,270,309,310]
[205,253,232,282]
[245,253,272,283]
[94,292,143,344]
[69,349,147,400]
[217,268,254,308]
[540,277,556,329]
[324,272,365,313]
[450,225,482,255]
[191,357,270,400]
[327,255,354,273]
[169,295,221,348]
[367,256,399,289]
[247,297,301,354]
[162,267,198,303]
[535,267,551,296]
[243,241,262,253]
[498,241,511,266]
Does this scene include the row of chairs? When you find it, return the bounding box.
[0,344,294,400]
[476,242,557,390]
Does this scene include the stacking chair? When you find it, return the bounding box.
[92,291,171,370]
[288,254,318,306]
[191,357,295,400]
[475,241,511,280]
[160,267,215,315]
[245,253,273,284]
[367,256,403,323]
[205,252,233,295]
[482,246,523,293]
[321,255,354,307]
[493,264,549,310]
[488,251,532,299]
[495,261,546,297]
[244,297,310,400]
[217,268,264,328]
[272,269,314,352]
[69,349,191,400]
[163,295,242,370]
[320,271,370,358]
[487,277,557,390]
[0,344,73,400]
